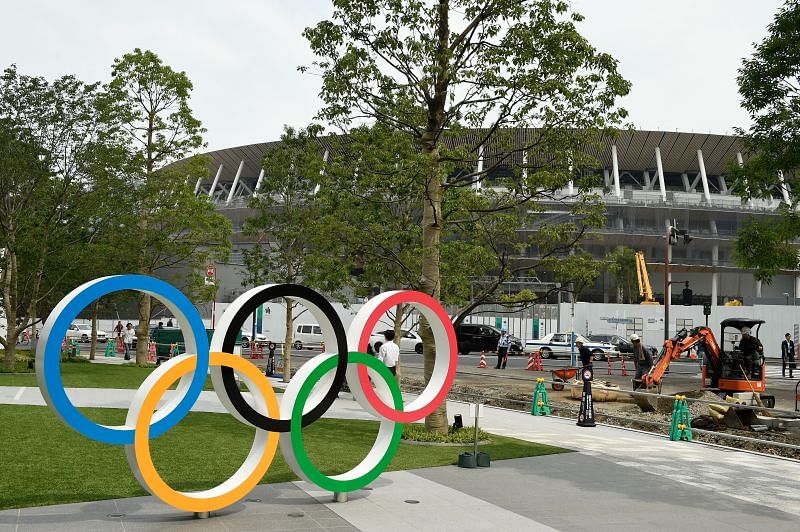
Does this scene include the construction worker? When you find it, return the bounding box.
[738,327,762,378]
[576,337,592,369]
[631,334,652,390]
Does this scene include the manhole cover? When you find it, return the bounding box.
[288,512,305,518]
[106,513,126,518]
[404,500,420,504]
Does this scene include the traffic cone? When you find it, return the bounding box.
[669,395,693,441]
[531,378,550,415]
[620,355,628,376]
[148,341,156,362]
[526,352,536,371]
[477,352,487,368]
[534,349,544,371]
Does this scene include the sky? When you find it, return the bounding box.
[0,0,785,152]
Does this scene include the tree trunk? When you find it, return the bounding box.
[2,246,19,370]
[420,136,446,433]
[135,294,152,365]
[89,301,99,360]
[393,304,407,382]
[283,298,293,383]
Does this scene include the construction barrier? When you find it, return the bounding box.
[104,341,115,357]
[670,395,693,441]
[576,367,596,427]
[525,352,536,371]
[619,356,628,376]
[477,351,487,368]
[531,378,550,415]
[607,354,613,375]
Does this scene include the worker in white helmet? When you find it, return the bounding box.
[630,334,652,390]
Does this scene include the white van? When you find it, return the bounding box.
[293,324,323,350]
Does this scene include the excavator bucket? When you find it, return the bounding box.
[721,407,759,429]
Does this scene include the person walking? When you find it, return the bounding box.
[377,330,400,376]
[123,323,135,361]
[113,320,124,339]
[781,333,795,378]
[576,337,593,370]
[631,334,652,390]
[495,328,511,369]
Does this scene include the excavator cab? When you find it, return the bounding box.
[704,318,766,393]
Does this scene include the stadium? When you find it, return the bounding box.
[188,129,795,308]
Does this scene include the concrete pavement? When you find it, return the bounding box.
[1,383,799,530]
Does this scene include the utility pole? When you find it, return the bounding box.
[664,222,693,341]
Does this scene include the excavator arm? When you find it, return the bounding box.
[642,327,721,387]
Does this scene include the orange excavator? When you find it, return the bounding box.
[641,318,767,395]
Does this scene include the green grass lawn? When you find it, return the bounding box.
[0,405,568,510]
[0,359,276,392]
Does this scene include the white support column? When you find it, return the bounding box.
[253,168,265,196]
[711,244,719,306]
[718,175,728,195]
[712,272,719,307]
[756,279,763,298]
[681,173,690,192]
[226,160,245,205]
[778,170,791,203]
[795,274,800,301]
[602,168,611,189]
[655,146,667,202]
[643,170,651,190]
[611,144,621,197]
[208,164,223,200]
[697,149,712,203]
[475,144,484,191]
[193,177,203,195]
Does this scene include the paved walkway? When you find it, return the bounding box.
[1,384,799,530]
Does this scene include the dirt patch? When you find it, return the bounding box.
[400,376,800,460]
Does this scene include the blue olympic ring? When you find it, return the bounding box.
[35,275,210,445]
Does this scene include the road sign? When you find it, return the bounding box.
[205,264,216,286]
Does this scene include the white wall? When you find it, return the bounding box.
[562,302,800,359]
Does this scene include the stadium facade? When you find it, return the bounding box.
[189,130,797,308]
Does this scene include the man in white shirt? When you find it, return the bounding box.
[378,330,400,376]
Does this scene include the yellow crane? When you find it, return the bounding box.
[635,251,661,305]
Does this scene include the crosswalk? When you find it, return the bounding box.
[764,366,798,379]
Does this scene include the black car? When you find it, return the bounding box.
[453,324,522,355]
[589,334,658,357]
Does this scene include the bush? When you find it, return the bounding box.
[402,423,492,444]
[0,350,35,373]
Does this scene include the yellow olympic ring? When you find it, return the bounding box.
[126,352,280,512]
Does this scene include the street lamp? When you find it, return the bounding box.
[664,222,693,341]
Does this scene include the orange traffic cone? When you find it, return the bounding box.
[477,351,487,368]
[620,355,628,376]
[526,352,536,371]
[148,341,156,362]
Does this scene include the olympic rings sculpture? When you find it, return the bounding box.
[35,275,457,512]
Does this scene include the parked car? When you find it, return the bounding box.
[293,324,323,350]
[524,333,619,360]
[66,323,108,343]
[453,324,522,356]
[588,334,659,358]
[370,329,424,354]
[241,331,269,345]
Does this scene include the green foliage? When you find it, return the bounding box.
[733,1,800,280]
[402,423,491,443]
[605,246,638,303]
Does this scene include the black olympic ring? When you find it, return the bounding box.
[218,284,348,432]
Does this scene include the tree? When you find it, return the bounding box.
[242,125,350,382]
[103,49,231,364]
[0,66,111,369]
[733,0,800,281]
[606,246,638,304]
[304,0,628,431]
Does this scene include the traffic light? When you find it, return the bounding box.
[205,264,216,286]
[703,303,711,316]
[682,282,693,306]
